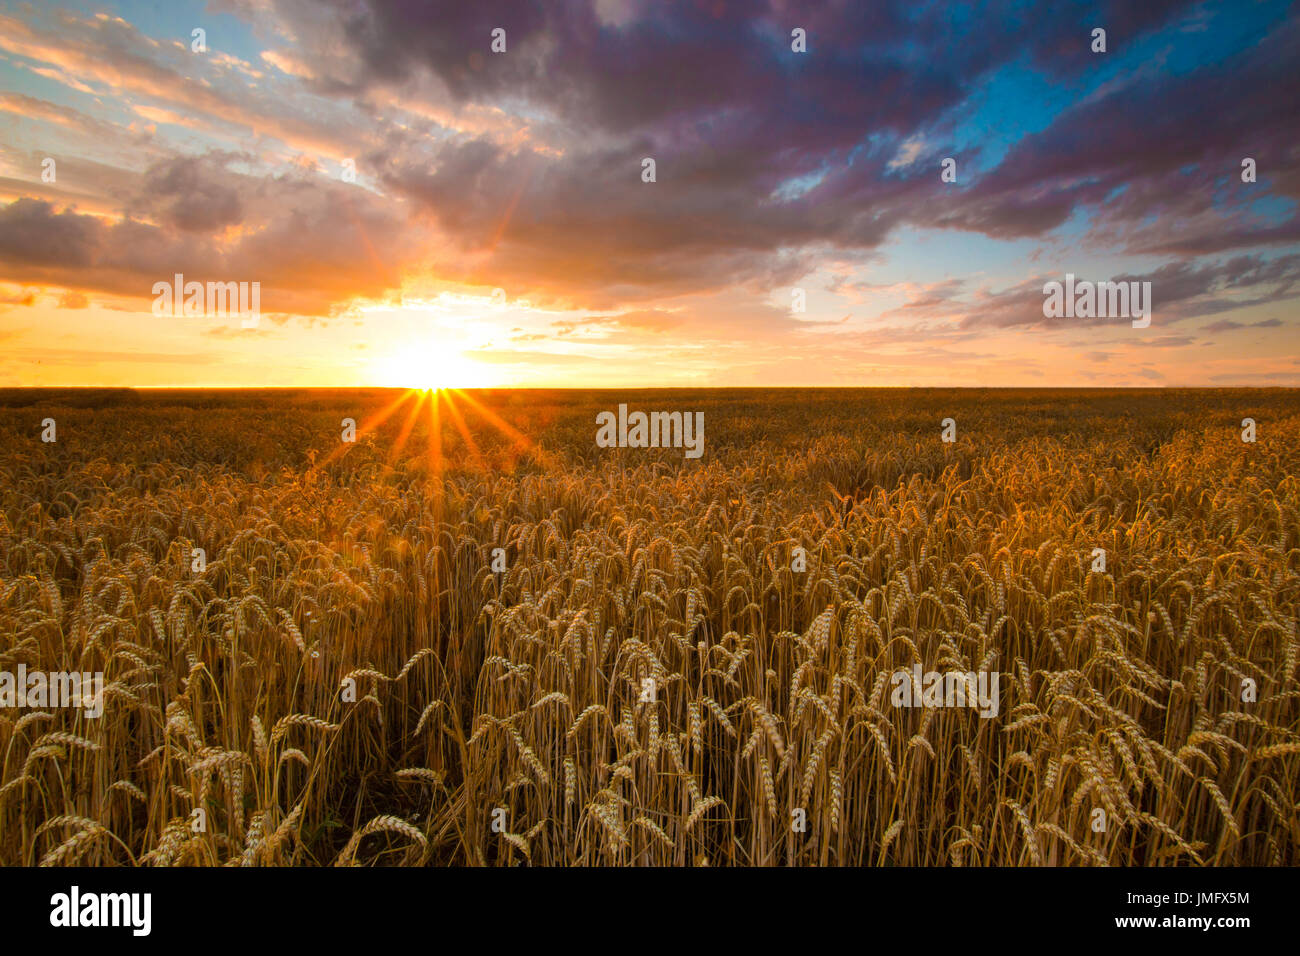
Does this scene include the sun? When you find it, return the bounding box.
[375,344,494,390]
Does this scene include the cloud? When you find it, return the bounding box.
[0,10,372,159]
[7,2,1296,318]
[937,15,1300,254]
[466,348,598,365]
[4,346,219,365]
[887,135,928,171]
[0,91,127,142]
[0,200,103,269]
[243,0,1277,309]
[1203,316,1285,333]
[0,288,36,307]
[0,149,428,314]
[957,255,1300,330]
[132,156,244,233]
[586,309,686,333]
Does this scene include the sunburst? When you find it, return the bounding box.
[311,387,546,485]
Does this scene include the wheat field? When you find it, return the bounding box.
[0,387,1296,866]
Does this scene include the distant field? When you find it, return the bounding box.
[0,388,1296,866]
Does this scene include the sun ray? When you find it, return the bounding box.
[426,386,444,491]
[448,388,555,468]
[438,389,488,471]
[309,388,416,474]
[387,388,427,465]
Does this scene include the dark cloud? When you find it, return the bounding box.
[133,156,244,233]
[922,16,1300,250]
[251,0,1279,307]
[957,254,1300,330]
[0,163,420,315]
[0,200,102,268]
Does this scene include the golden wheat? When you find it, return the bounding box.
[0,388,1295,866]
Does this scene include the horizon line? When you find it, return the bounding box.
[2,384,1297,392]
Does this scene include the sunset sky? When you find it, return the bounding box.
[0,0,1297,388]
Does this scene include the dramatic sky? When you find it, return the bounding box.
[0,0,1297,387]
